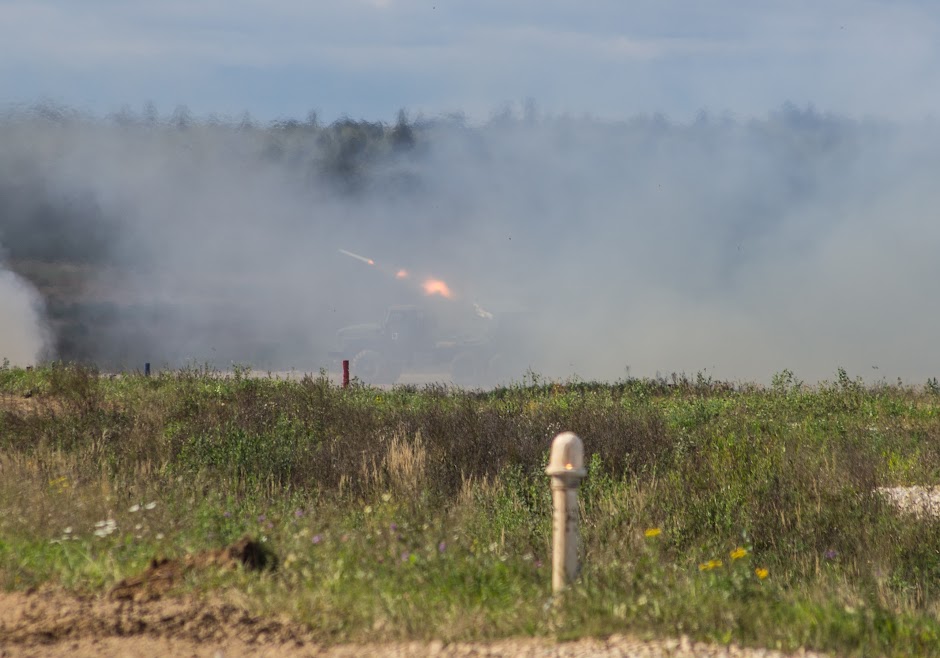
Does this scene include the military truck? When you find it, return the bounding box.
[330,304,530,386]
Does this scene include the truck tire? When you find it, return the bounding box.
[351,350,400,385]
[450,352,481,388]
[486,353,511,386]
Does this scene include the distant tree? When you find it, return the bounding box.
[171,105,191,130]
[523,97,537,123]
[142,101,158,125]
[391,109,415,151]
[237,112,255,131]
[112,104,136,126]
[272,117,303,133]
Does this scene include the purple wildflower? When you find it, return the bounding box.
[438,541,447,553]
[390,523,398,532]
[401,551,410,562]
[312,534,322,544]
[824,549,838,560]
[257,514,266,523]
[294,509,304,518]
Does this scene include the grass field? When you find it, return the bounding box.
[2,362,940,656]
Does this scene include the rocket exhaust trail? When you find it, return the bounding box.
[339,248,456,300]
[338,249,375,266]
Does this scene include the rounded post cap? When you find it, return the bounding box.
[545,431,587,477]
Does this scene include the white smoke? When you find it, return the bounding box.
[0,258,46,366]
[1,104,940,384]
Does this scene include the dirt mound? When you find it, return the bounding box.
[0,537,287,653]
[109,535,273,603]
[0,587,307,653]
[0,394,38,415]
[0,392,66,416]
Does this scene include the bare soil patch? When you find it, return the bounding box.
[1,536,296,656]
[0,587,309,657]
[0,394,39,415]
[109,535,273,603]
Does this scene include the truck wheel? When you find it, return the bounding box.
[351,350,399,385]
[450,352,481,388]
[486,353,510,385]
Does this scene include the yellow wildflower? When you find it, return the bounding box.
[48,476,69,494]
[730,547,748,560]
[644,528,662,538]
[755,567,769,580]
[698,559,723,571]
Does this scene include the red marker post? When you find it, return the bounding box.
[342,359,350,388]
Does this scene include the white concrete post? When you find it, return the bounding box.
[545,432,587,594]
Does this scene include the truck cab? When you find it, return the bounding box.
[331,305,431,383]
[331,304,531,387]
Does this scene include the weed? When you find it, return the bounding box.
[3,364,940,654]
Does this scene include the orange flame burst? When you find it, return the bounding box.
[422,278,454,299]
[396,269,409,279]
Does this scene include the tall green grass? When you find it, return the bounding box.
[2,362,940,655]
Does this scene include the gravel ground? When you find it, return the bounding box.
[0,633,832,658]
[877,486,940,518]
[317,635,831,657]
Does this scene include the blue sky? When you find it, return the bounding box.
[2,0,940,122]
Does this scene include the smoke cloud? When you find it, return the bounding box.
[0,252,46,366]
[1,103,938,384]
